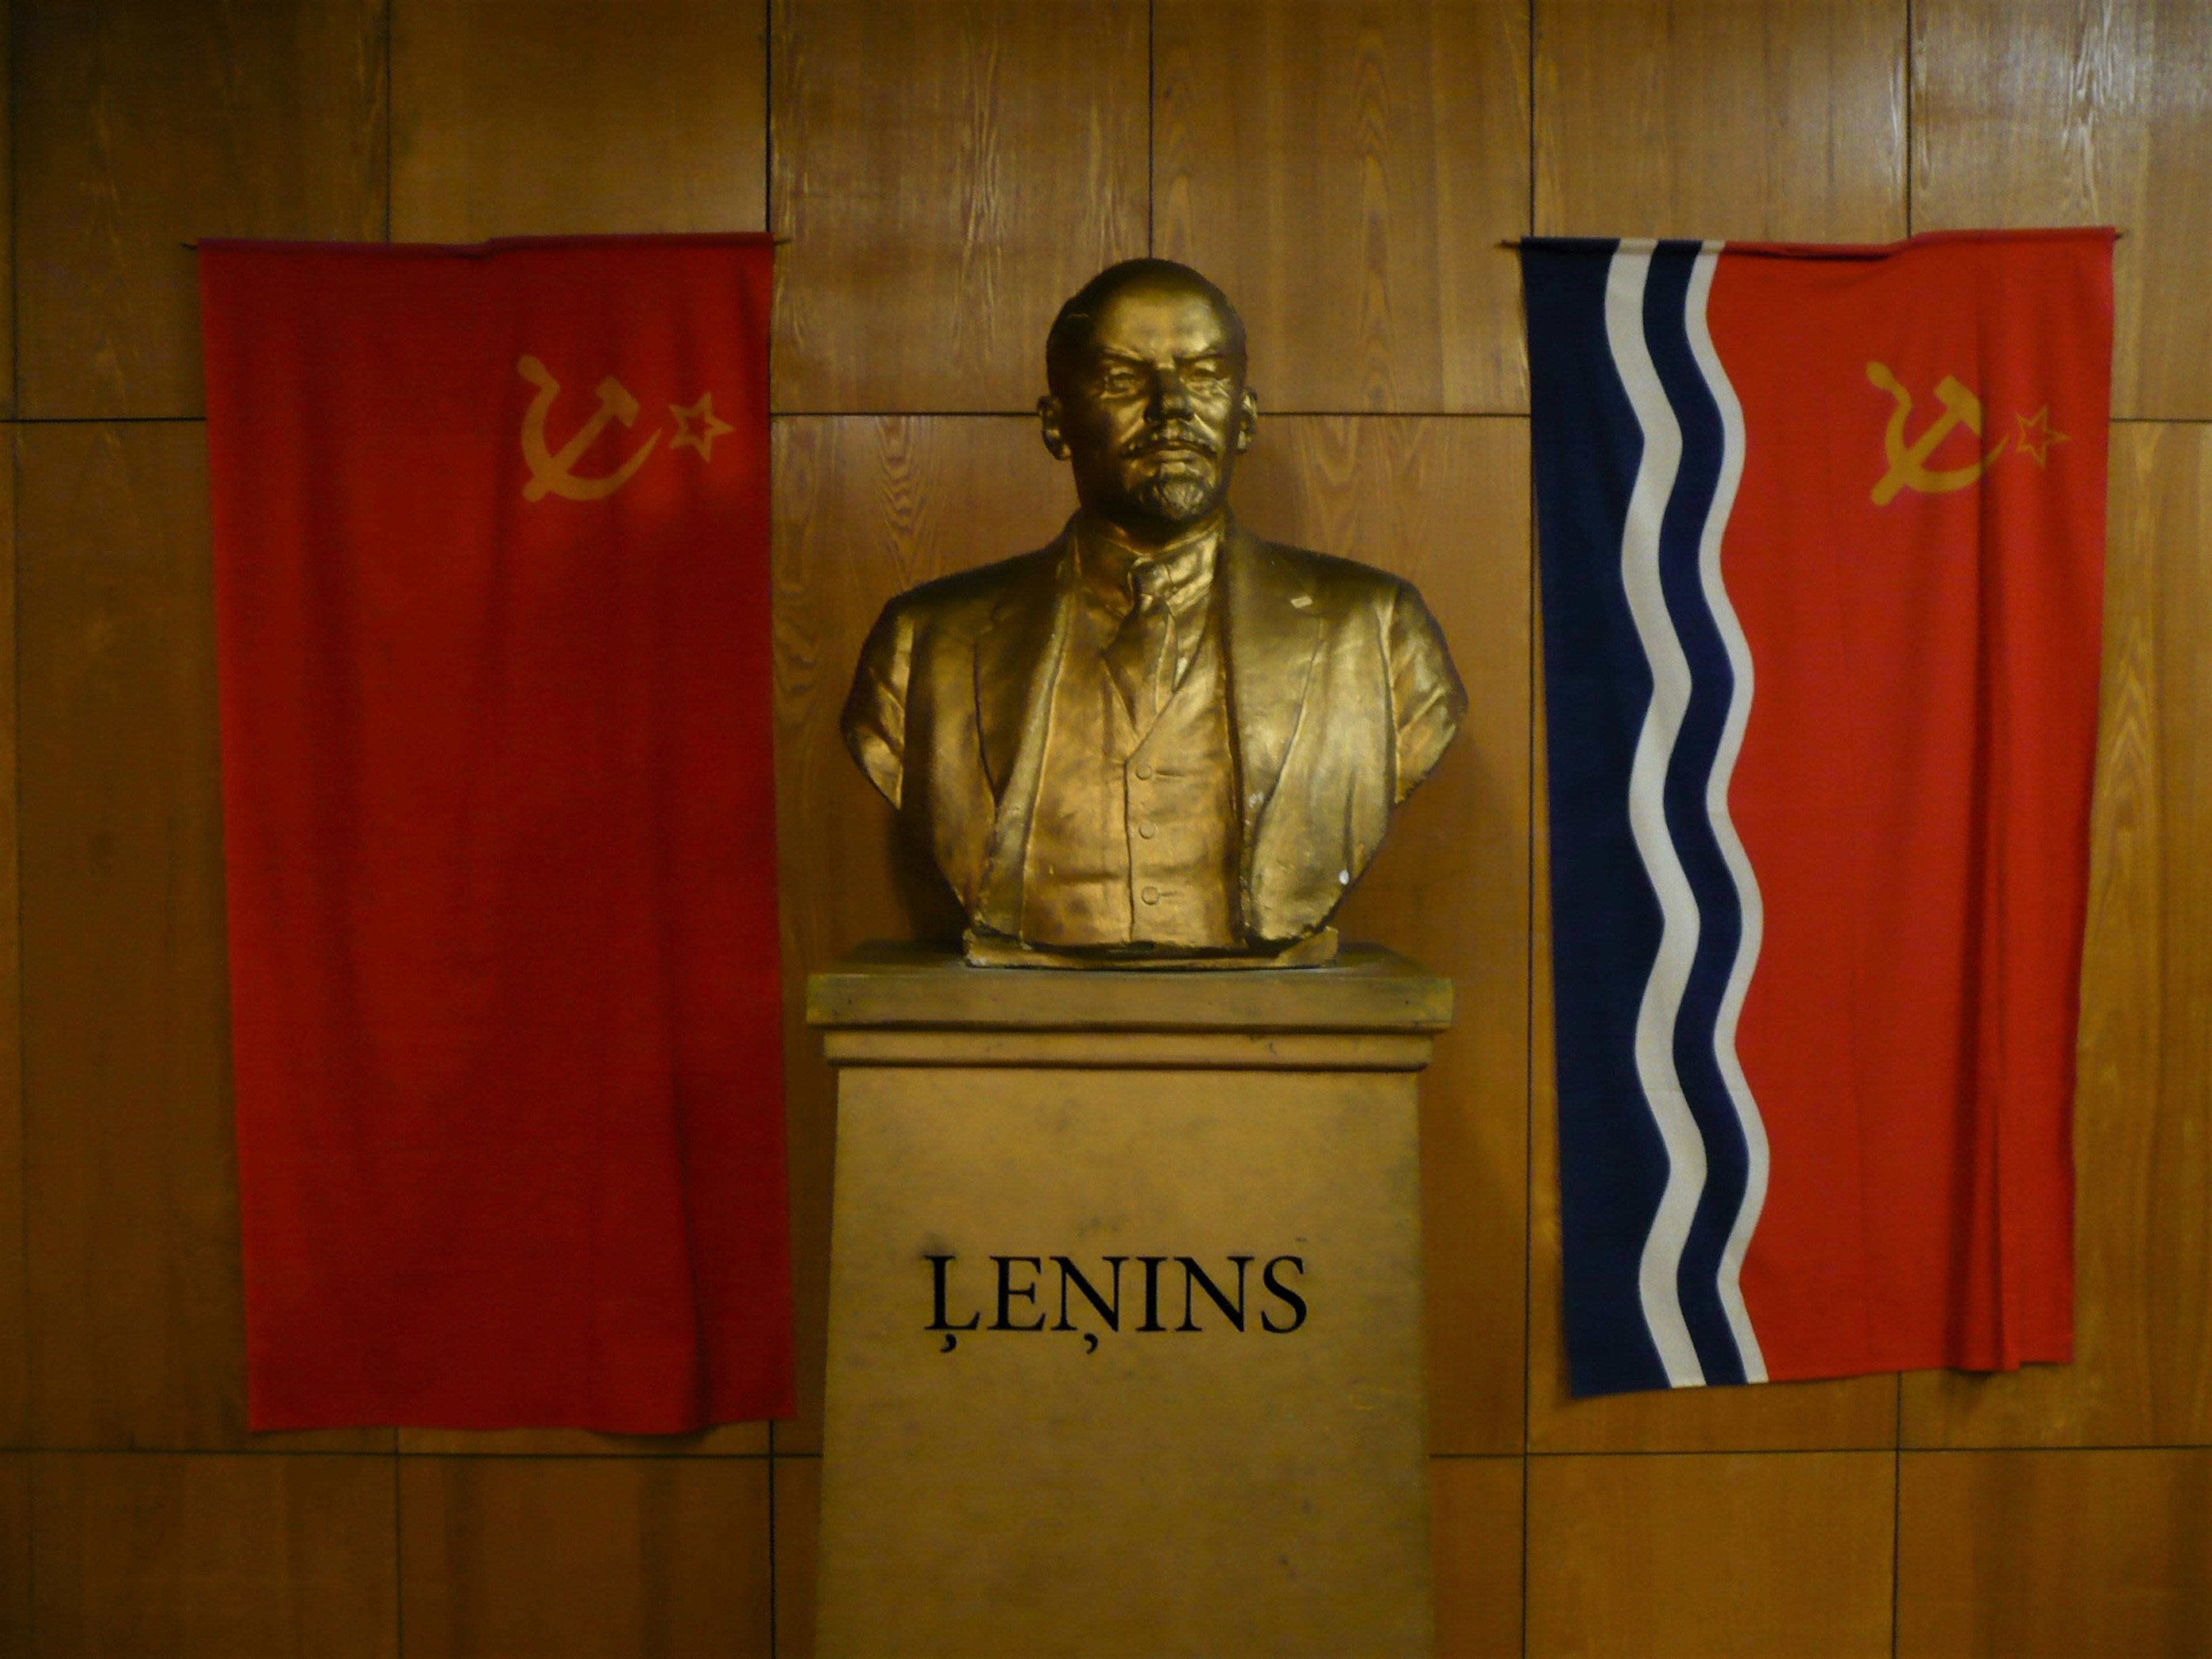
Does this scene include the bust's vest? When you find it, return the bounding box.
[1019,603,1238,949]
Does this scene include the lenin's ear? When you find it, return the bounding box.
[1233,387,1259,454]
[1037,395,1071,461]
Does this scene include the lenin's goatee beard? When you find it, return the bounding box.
[1132,474,1215,521]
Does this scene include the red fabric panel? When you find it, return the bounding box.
[201,237,791,1430]
[1712,230,2112,1379]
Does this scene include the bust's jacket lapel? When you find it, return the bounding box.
[1219,522,1324,934]
[971,529,1075,933]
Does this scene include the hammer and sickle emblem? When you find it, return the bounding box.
[1866,361,2009,506]
[517,355,661,502]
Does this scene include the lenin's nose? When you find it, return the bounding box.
[1151,370,1194,421]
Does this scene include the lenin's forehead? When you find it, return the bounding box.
[1075,277,1245,361]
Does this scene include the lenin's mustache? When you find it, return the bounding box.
[1120,427,1218,460]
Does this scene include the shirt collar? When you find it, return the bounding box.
[1074,511,1225,616]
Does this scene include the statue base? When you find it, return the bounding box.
[806,944,1450,1658]
[960,925,1340,969]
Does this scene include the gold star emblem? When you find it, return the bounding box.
[2013,407,2069,468]
[669,393,735,461]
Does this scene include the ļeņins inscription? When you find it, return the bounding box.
[926,1253,1307,1352]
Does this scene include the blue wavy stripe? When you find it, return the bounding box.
[1527,238,1673,1397]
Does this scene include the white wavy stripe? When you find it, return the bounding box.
[1604,242,1709,1389]
[1686,242,1772,1385]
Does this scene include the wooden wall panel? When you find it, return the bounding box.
[31,1452,398,1657]
[1906,427,2212,1448]
[392,0,767,242]
[1,3,14,421]
[1153,0,1529,414]
[13,0,386,420]
[398,1456,772,1657]
[0,1456,26,1657]
[1526,1452,1895,1657]
[773,1456,822,1659]
[399,1423,767,1457]
[771,416,1075,1448]
[1433,1456,1524,1659]
[1535,0,1907,242]
[1914,0,2212,419]
[1238,415,1531,1452]
[1898,1449,2212,1658]
[17,424,231,1449]
[770,0,1149,412]
[16,424,380,1455]
[0,439,23,1448]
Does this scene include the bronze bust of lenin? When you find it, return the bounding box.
[842,260,1465,967]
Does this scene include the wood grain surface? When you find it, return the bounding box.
[396,1423,768,1459]
[1,10,14,421]
[1897,1448,2212,1657]
[1904,425,2212,1449]
[1536,0,1908,242]
[393,0,767,241]
[772,1455,823,1658]
[13,0,386,419]
[1238,415,1531,1453]
[31,1452,399,1658]
[0,1457,26,1657]
[1433,1456,1525,1658]
[0,440,22,1448]
[771,415,1075,1449]
[1526,1452,1896,1657]
[770,0,1148,412]
[397,1455,771,1657]
[1914,0,2212,419]
[1153,0,1530,413]
[16,424,380,1455]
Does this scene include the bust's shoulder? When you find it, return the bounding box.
[877,539,1067,634]
[1230,529,1418,611]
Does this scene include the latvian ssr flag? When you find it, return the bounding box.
[200,237,791,1430]
[1526,230,2113,1396]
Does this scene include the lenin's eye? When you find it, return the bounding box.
[1097,366,1143,395]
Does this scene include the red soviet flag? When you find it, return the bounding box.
[200,236,790,1430]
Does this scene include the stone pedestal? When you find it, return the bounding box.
[807,944,1450,1659]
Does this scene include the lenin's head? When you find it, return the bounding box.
[1039,260,1259,540]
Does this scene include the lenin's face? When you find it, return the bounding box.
[1041,279,1259,537]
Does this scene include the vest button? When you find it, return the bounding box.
[1134,761,1154,781]
[1140,885,1161,905]
[1138,820,1157,839]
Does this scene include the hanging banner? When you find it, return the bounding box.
[1525,229,2113,1396]
[202,235,790,1430]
